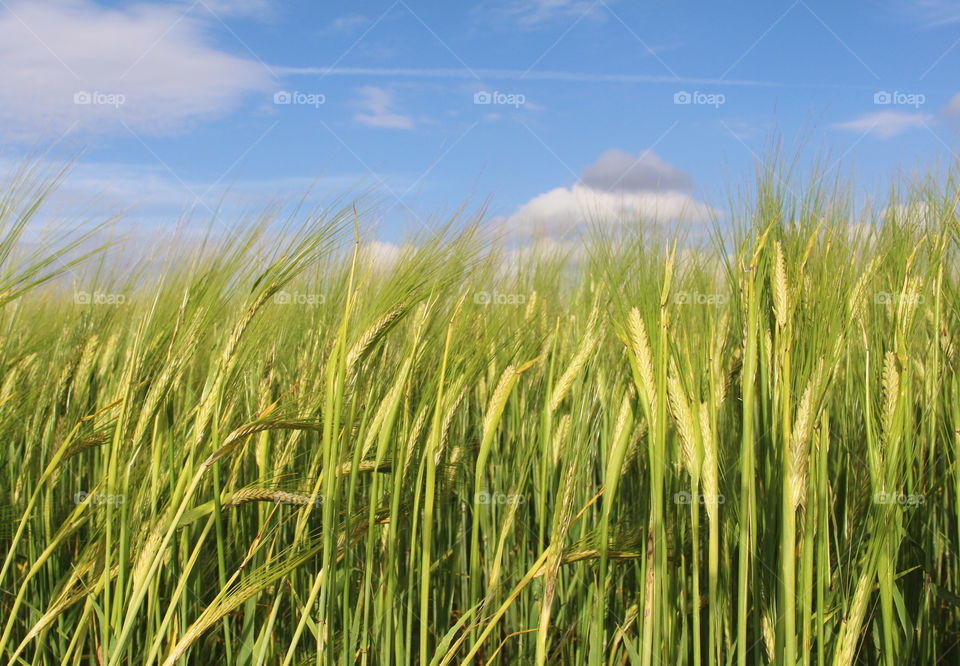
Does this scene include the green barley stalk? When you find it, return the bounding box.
[3,158,960,664]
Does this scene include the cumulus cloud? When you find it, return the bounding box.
[832,111,932,139]
[352,86,415,129]
[502,149,714,237]
[505,183,714,237]
[0,0,274,139]
[581,149,692,193]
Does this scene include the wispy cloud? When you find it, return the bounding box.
[280,65,832,89]
[198,0,274,18]
[900,0,960,26]
[0,0,273,139]
[352,86,415,129]
[330,14,369,33]
[832,110,933,138]
[0,153,376,231]
[476,0,613,29]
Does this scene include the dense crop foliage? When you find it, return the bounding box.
[2,163,959,664]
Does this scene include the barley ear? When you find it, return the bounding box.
[881,351,899,448]
[550,312,600,412]
[699,402,719,525]
[345,303,406,377]
[772,241,790,328]
[790,378,815,511]
[627,307,657,418]
[667,362,700,477]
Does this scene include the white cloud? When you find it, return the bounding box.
[361,240,409,270]
[503,183,715,237]
[352,86,415,129]
[832,111,933,138]
[279,65,774,88]
[499,236,582,271]
[0,0,273,139]
[880,201,951,227]
[477,0,611,28]
[502,149,714,238]
[0,154,375,235]
[902,0,960,26]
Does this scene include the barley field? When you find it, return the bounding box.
[1,163,959,665]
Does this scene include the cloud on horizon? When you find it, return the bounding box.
[502,149,715,237]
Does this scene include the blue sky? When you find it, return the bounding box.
[2,0,960,243]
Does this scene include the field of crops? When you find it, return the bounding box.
[1,164,959,664]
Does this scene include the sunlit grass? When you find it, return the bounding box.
[1,160,959,664]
